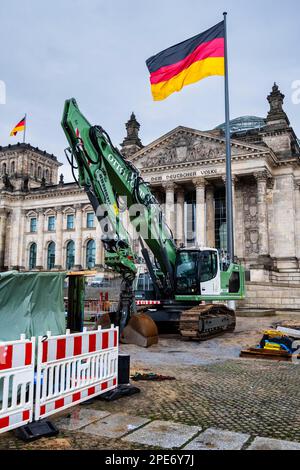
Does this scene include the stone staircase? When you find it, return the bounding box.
[239,281,300,311]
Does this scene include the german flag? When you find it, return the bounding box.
[10,116,26,136]
[146,21,225,101]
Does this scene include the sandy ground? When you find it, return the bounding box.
[121,313,294,370]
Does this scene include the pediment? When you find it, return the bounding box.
[129,126,272,169]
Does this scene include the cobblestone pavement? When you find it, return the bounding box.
[1,314,300,450]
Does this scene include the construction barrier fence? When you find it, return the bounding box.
[35,327,118,420]
[0,335,35,433]
[0,326,118,434]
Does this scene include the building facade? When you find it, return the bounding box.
[0,144,104,272]
[0,84,300,293]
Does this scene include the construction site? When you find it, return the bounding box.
[1,276,300,451]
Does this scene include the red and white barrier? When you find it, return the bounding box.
[136,300,161,306]
[34,326,118,420]
[0,335,35,433]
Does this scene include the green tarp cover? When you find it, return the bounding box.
[0,271,66,341]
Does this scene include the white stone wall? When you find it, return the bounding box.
[271,173,297,265]
[240,282,300,311]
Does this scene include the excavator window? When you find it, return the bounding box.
[175,251,200,295]
[199,251,218,283]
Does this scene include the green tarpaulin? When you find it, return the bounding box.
[0,271,66,341]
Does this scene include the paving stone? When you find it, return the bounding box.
[184,428,250,450]
[122,420,201,449]
[54,408,111,431]
[248,437,300,450]
[81,413,150,438]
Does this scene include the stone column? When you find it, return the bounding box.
[3,211,11,269]
[0,209,8,269]
[19,209,26,269]
[206,185,215,248]
[74,204,83,270]
[176,187,185,246]
[36,209,45,269]
[255,171,269,256]
[54,207,63,269]
[193,178,206,247]
[10,205,24,269]
[164,182,175,234]
[234,181,245,259]
[222,175,237,253]
[294,180,300,260]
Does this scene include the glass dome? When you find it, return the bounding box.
[215,116,266,134]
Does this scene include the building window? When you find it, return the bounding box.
[67,214,74,230]
[86,212,94,228]
[86,239,95,269]
[185,192,196,247]
[66,240,75,270]
[2,163,7,175]
[30,217,37,233]
[45,169,49,181]
[11,161,15,174]
[37,166,42,179]
[48,215,56,231]
[215,189,227,252]
[30,163,34,176]
[47,242,55,270]
[29,243,37,270]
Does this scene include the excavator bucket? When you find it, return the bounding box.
[121,313,158,348]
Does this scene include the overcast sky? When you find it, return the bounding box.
[0,0,299,181]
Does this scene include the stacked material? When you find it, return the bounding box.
[240,325,300,361]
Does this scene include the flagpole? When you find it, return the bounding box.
[23,114,27,144]
[223,12,234,264]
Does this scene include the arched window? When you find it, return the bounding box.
[30,163,34,176]
[45,169,49,181]
[66,240,75,270]
[37,166,42,179]
[11,161,15,174]
[86,239,95,269]
[47,242,55,270]
[2,163,7,175]
[29,243,37,270]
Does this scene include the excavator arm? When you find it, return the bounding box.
[62,98,245,345]
[61,98,177,333]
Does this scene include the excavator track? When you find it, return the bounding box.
[179,304,236,341]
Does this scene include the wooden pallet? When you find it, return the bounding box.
[240,348,300,362]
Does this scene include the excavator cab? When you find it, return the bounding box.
[175,248,245,303]
[175,248,221,298]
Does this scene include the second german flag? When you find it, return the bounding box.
[10,116,26,136]
[146,21,225,101]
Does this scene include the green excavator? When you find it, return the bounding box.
[61,98,245,346]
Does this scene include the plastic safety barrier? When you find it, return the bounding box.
[0,335,35,433]
[136,300,161,306]
[34,326,118,420]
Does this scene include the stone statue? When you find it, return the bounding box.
[2,174,14,191]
